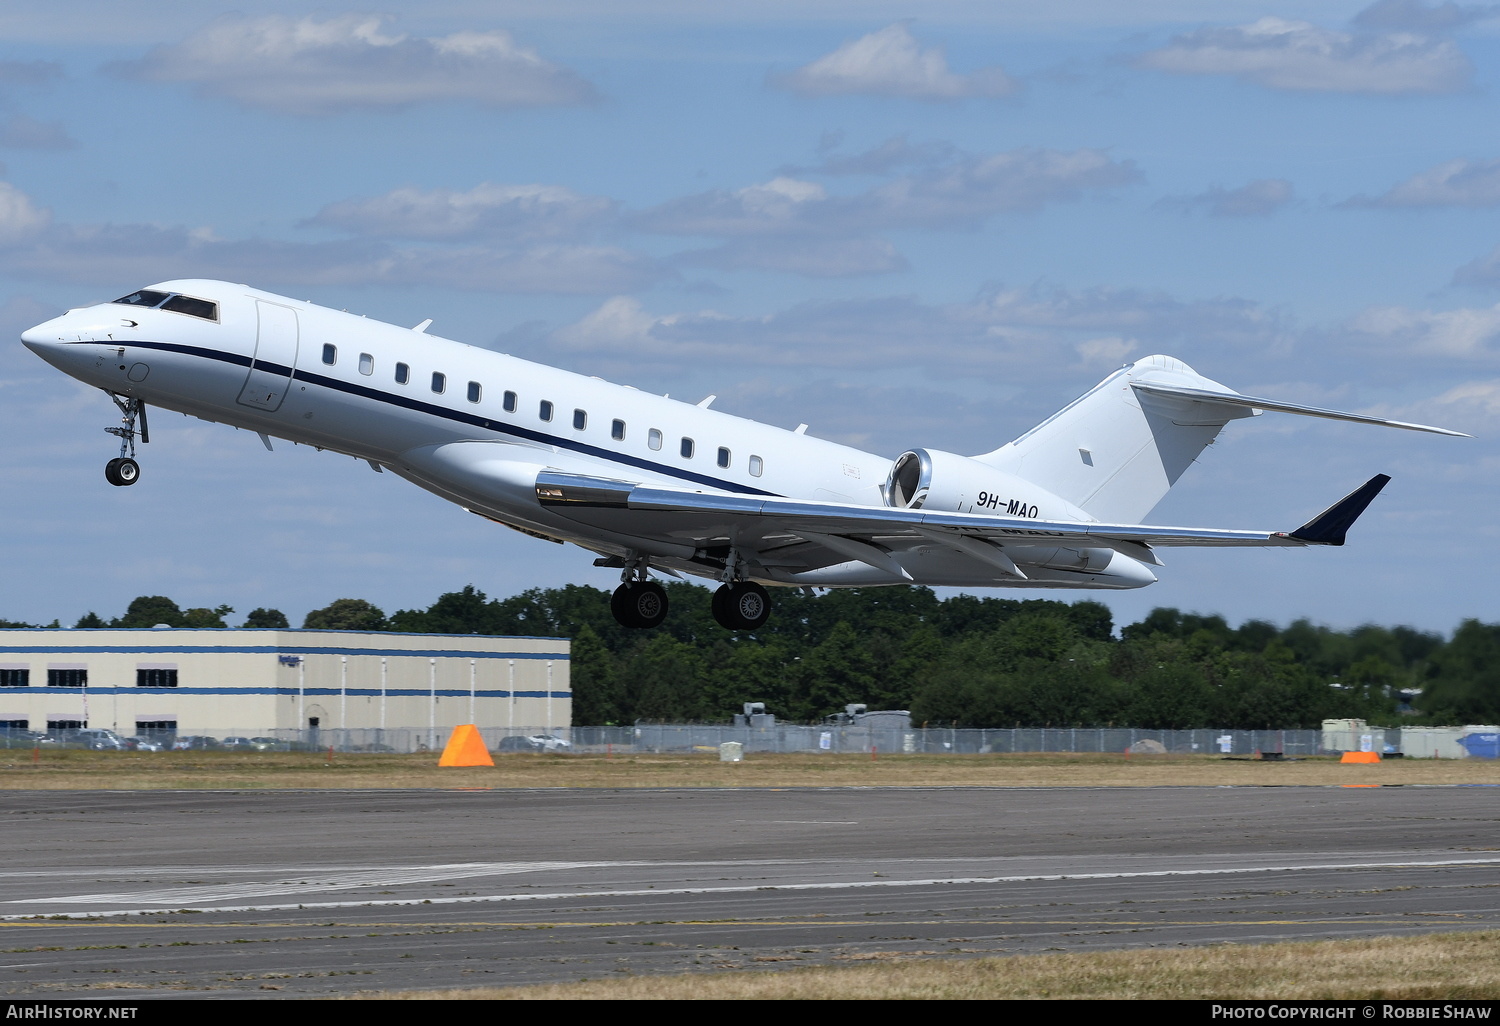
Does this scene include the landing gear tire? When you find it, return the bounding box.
[712,581,770,630]
[611,581,668,629]
[105,457,140,487]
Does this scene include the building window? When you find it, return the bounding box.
[749,455,764,477]
[611,419,626,441]
[539,400,554,422]
[0,668,28,687]
[358,353,374,376]
[467,381,482,403]
[573,409,587,430]
[136,669,178,688]
[503,391,517,412]
[648,428,662,451]
[395,362,410,384]
[680,437,695,459]
[717,446,731,469]
[0,719,26,729]
[47,669,87,688]
[431,372,446,394]
[136,720,176,732]
[321,343,336,365]
[47,720,84,731]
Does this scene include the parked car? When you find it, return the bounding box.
[496,733,572,753]
[248,737,287,751]
[124,736,166,752]
[171,735,222,750]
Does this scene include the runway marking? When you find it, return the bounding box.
[4,856,1497,921]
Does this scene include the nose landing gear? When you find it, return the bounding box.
[103,392,148,487]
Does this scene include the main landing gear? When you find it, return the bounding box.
[611,555,669,629]
[712,581,770,631]
[609,551,774,631]
[103,392,148,487]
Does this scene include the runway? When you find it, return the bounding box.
[1,786,1496,998]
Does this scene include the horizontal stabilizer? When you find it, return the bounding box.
[1131,382,1470,437]
[1287,474,1391,546]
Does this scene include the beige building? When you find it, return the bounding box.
[0,628,570,745]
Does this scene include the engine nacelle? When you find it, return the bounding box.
[884,448,1088,522]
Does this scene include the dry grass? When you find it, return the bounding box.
[355,930,1500,1000]
[1,748,1497,790]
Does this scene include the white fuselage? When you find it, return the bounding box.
[22,279,1156,591]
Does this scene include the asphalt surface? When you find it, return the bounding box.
[1,786,1497,998]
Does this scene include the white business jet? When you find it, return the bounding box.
[21,280,1465,630]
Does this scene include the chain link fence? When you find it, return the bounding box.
[3,724,1367,756]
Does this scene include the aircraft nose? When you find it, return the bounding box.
[21,318,63,354]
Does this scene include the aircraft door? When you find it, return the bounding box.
[236,301,299,412]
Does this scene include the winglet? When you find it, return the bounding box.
[1287,474,1391,546]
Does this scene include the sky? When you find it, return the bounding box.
[1,0,1498,635]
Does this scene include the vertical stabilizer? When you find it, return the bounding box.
[972,356,1253,523]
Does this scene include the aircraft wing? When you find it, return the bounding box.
[536,471,1391,576]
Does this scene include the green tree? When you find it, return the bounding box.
[242,607,290,629]
[182,605,233,628]
[114,596,185,628]
[303,598,387,631]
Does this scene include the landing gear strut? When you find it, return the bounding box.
[103,393,148,487]
[611,556,668,629]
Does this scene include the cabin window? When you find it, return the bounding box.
[467,381,481,403]
[573,409,587,431]
[321,344,336,366]
[680,437,695,459]
[717,446,730,469]
[0,669,28,687]
[648,428,662,451]
[431,372,446,394]
[358,353,374,376]
[611,419,625,441]
[503,391,517,413]
[539,400,554,422]
[395,362,409,384]
[749,455,764,477]
[136,669,178,688]
[160,294,218,321]
[46,669,87,688]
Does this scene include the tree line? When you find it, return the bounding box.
[7,586,1496,728]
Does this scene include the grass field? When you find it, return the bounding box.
[355,930,1500,1000]
[2,748,1497,789]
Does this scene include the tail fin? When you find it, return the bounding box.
[971,356,1462,524]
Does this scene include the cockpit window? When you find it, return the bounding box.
[160,295,218,321]
[111,290,218,322]
[113,290,171,308]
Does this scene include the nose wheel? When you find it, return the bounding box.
[104,457,140,487]
[103,392,148,487]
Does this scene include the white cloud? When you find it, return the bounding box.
[774,22,1017,100]
[1161,178,1294,217]
[1137,16,1471,94]
[1345,302,1500,358]
[307,183,615,241]
[636,150,1138,239]
[0,181,49,244]
[120,14,596,115]
[1347,158,1500,207]
[541,284,1281,381]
